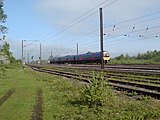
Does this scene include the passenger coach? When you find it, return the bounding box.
[48,51,110,64]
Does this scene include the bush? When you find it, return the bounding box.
[81,72,113,108]
[0,64,7,79]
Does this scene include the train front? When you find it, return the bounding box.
[103,51,111,63]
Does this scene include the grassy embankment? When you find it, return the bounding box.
[0,64,160,120]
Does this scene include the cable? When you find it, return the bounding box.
[41,0,120,42]
[104,32,160,49]
[58,11,160,48]
[102,0,118,8]
[67,24,160,48]
[104,16,160,33]
[34,0,113,42]
[41,11,98,42]
[103,10,160,29]
[76,26,160,50]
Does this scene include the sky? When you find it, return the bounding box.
[2,0,160,61]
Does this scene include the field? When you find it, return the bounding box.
[0,64,160,120]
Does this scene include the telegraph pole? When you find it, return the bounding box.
[22,40,25,68]
[40,43,42,65]
[99,8,104,69]
[27,51,29,64]
[22,40,24,64]
[77,43,78,55]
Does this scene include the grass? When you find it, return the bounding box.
[0,65,43,120]
[0,64,160,119]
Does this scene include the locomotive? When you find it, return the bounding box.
[48,51,110,64]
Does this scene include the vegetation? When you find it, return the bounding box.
[0,0,15,64]
[80,72,113,108]
[0,65,160,120]
[0,63,6,79]
[109,50,160,64]
[0,40,16,63]
[0,39,16,78]
[0,0,7,34]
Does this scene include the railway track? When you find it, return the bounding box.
[49,64,160,75]
[29,65,160,99]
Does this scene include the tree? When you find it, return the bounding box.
[115,54,125,60]
[0,0,7,34]
[0,0,15,63]
[0,36,16,63]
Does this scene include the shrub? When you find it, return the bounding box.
[0,64,6,79]
[81,72,113,108]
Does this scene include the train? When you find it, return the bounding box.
[48,51,111,64]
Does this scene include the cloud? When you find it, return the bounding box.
[11,0,159,58]
[35,0,105,33]
[105,0,160,20]
[7,37,75,60]
[34,0,160,40]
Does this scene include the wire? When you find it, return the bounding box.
[41,0,119,42]
[58,11,160,49]
[102,0,118,8]
[65,23,160,49]
[104,11,160,29]
[41,11,98,42]
[34,0,113,42]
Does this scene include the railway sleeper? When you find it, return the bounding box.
[109,83,160,99]
[108,79,160,92]
[108,76,160,85]
[30,66,160,99]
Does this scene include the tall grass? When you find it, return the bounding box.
[80,72,114,108]
[0,64,160,119]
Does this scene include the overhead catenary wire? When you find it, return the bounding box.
[30,0,115,43]
[107,34,160,50]
[104,10,160,28]
[26,0,160,58]
[26,0,119,48]
[63,20,160,49]
[58,11,160,49]
[28,0,160,48]
[40,0,119,42]
[41,11,98,42]
[76,25,160,50]
[80,34,159,53]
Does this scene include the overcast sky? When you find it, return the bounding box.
[3,0,160,60]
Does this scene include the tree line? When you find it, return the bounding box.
[110,50,160,64]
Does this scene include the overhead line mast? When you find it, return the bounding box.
[99,8,104,69]
[77,43,78,55]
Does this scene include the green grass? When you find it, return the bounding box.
[0,65,160,120]
[0,65,43,120]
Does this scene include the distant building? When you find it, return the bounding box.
[0,52,9,64]
[0,37,10,64]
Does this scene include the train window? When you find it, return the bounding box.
[104,53,110,57]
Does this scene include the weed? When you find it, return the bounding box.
[0,64,7,79]
[139,96,151,102]
[128,91,138,96]
[80,72,114,108]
